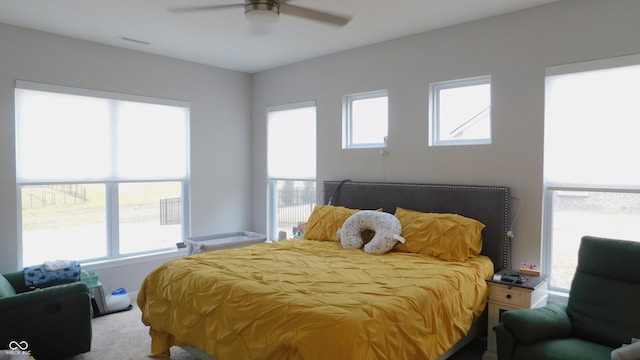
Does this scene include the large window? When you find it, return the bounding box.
[343,90,388,149]
[15,81,189,266]
[267,101,316,240]
[430,76,491,146]
[543,55,640,292]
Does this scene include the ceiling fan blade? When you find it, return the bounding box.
[168,4,243,13]
[280,3,351,27]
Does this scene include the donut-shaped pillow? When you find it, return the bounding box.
[337,210,406,254]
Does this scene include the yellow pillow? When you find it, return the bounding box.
[303,205,363,241]
[393,207,485,261]
[304,205,379,242]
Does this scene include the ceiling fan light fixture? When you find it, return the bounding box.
[245,1,280,24]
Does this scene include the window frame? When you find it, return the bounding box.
[429,76,492,146]
[267,178,316,241]
[542,186,640,293]
[343,90,389,149]
[17,180,189,266]
[542,53,640,294]
[15,81,190,267]
[266,101,317,241]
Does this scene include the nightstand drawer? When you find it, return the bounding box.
[489,285,527,307]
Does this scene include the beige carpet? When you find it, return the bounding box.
[66,304,198,360]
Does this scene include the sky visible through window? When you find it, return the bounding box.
[350,95,388,146]
[437,82,490,143]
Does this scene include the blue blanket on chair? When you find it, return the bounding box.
[24,260,80,287]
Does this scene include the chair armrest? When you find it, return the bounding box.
[0,282,89,312]
[495,322,518,360]
[2,271,27,292]
[3,270,81,293]
[0,281,92,358]
[501,302,573,343]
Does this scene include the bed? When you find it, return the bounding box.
[138,180,511,360]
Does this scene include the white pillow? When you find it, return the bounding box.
[337,210,405,254]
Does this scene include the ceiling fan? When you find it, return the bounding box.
[168,0,352,27]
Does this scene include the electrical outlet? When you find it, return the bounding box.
[519,263,540,276]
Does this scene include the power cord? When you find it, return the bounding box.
[327,179,351,205]
[507,196,523,239]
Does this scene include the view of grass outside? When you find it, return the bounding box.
[118,182,182,254]
[21,184,107,265]
[550,190,640,290]
[21,182,181,266]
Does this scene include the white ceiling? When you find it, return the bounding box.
[0,0,558,73]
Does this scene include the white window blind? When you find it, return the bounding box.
[267,102,316,179]
[544,59,640,188]
[15,81,189,183]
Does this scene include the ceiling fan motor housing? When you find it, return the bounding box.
[245,0,280,15]
[168,0,350,27]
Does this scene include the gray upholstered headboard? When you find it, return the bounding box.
[323,180,511,272]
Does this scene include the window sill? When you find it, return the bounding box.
[343,144,387,150]
[548,289,569,305]
[82,249,186,272]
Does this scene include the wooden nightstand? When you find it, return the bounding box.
[482,269,549,360]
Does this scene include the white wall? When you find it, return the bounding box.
[0,23,252,293]
[251,0,640,269]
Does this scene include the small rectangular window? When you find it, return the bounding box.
[343,90,388,149]
[430,76,491,146]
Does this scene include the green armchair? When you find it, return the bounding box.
[495,236,640,360]
[0,269,93,359]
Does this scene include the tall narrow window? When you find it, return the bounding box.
[543,55,640,292]
[267,101,316,240]
[430,76,491,146]
[343,90,388,149]
[15,81,189,266]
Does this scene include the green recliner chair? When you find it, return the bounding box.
[0,269,93,359]
[495,236,640,360]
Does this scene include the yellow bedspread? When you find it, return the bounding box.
[138,239,494,360]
